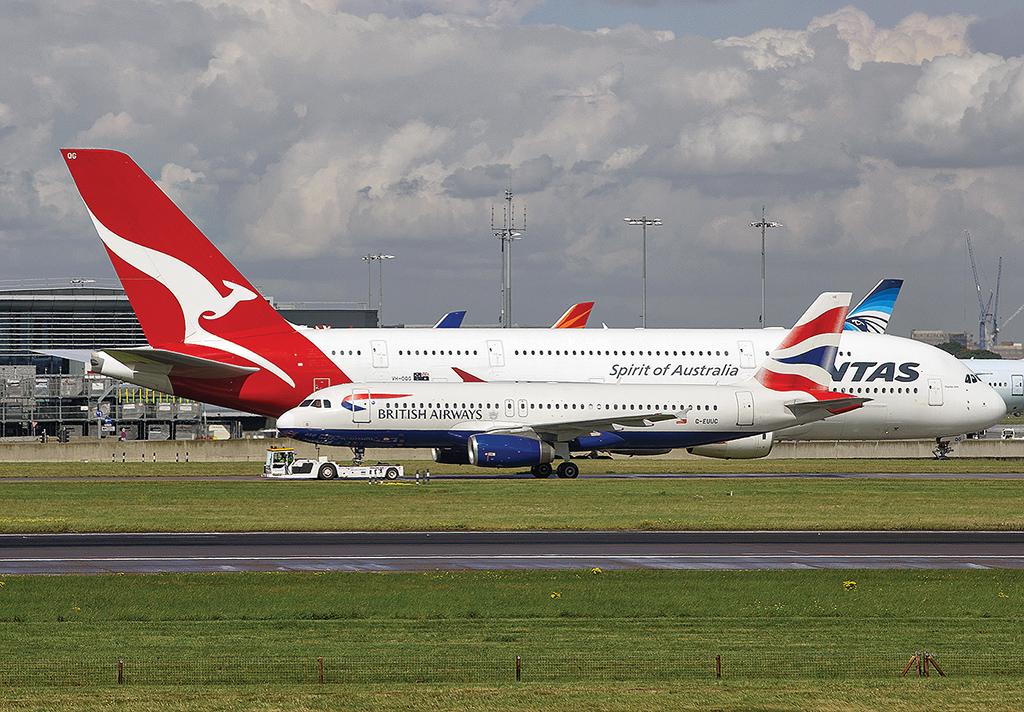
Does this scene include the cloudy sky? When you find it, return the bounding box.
[4,1,1024,337]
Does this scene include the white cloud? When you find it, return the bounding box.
[719,6,972,70]
[6,2,1024,333]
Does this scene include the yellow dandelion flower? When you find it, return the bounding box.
[591,567,603,575]
[842,580,857,591]
[549,591,561,599]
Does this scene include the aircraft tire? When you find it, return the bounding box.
[384,467,400,480]
[317,463,338,480]
[531,463,553,478]
[556,462,579,479]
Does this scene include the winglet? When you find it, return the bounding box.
[434,310,467,328]
[452,367,486,382]
[756,292,851,393]
[552,302,594,329]
[844,279,903,333]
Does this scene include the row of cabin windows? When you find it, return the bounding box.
[514,349,729,357]
[398,349,479,356]
[849,387,918,394]
[392,402,716,412]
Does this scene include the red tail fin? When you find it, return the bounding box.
[552,302,594,329]
[61,149,349,416]
[60,148,290,345]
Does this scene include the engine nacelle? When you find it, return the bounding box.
[432,447,472,465]
[688,432,773,460]
[468,434,555,468]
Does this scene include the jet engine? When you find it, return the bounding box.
[688,432,773,459]
[432,447,472,465]
[468,434,555,468]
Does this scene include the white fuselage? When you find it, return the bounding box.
[963,358,1024,417]
[289,327,1003,440]
[276,380,840,453]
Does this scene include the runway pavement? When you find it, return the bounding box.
[2,530,1023,574]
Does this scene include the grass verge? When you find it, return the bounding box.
[0,570,1022,710]
[1,476,1023,532]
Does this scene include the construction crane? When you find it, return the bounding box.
[992,256,1002,347]
[965,230,988,349]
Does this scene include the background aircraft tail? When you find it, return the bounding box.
[756,292,851,393]
[844,278,903,333]
[552,302,594,329]
[434,310,467,328]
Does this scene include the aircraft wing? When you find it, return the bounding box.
[99,347,260,379]
[462,412,677,442]
[786,396,871,418]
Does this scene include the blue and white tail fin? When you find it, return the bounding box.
[844,279,903,333]
[434,310,467,328]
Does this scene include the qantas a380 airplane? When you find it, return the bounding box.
[59,149,1004,458]
[276,293,867,477]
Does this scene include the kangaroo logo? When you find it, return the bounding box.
[86,209,296,387]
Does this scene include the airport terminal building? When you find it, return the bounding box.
[0,280,377,439]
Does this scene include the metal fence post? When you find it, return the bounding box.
[515,655,521,682]
[317,656,324,684]
[117,659,124,685]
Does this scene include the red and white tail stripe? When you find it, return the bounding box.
[756,292,851,393]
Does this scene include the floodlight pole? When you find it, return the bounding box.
[624,217,662,328]
[362,253,395,327]
[750,206,783,327]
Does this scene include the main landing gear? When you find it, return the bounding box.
[351,446,366,465]
[933,438,953,459]
[530,462,580,478]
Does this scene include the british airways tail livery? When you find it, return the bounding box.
[61,148,349,416]
[844,279,903,333]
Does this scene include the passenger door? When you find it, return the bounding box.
[504,398,515,418]
[928,378,943,406]
[370,340,388,368]
[737,340,756,370]
[1013,374,1023,397]
[517,399,528,418]
[735,390,754,426]
[487,340,505,367]
[350,388,371,424]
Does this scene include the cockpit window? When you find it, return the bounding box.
[965,374,980,384]
[299,399,313,407]
[311,400,322,408]
[322,400,332,408]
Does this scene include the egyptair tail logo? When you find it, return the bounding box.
[844,279,903,334]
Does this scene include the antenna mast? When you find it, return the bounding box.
[491,181,525,327]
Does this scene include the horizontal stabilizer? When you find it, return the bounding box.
[33,349,93,364]
[100,348,260,379]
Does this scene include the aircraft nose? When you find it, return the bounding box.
[975,383,1007,429]
[277,407,300,434]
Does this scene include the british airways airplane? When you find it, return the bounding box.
[60,148,1004,457]
[278,294,868,476]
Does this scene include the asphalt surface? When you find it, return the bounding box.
[3,530,1023,573]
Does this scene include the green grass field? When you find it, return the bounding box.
[4,457,1024,478]
[1,570,1022,710]
[2,476,1023,532]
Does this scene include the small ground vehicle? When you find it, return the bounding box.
[263,448,403,480]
